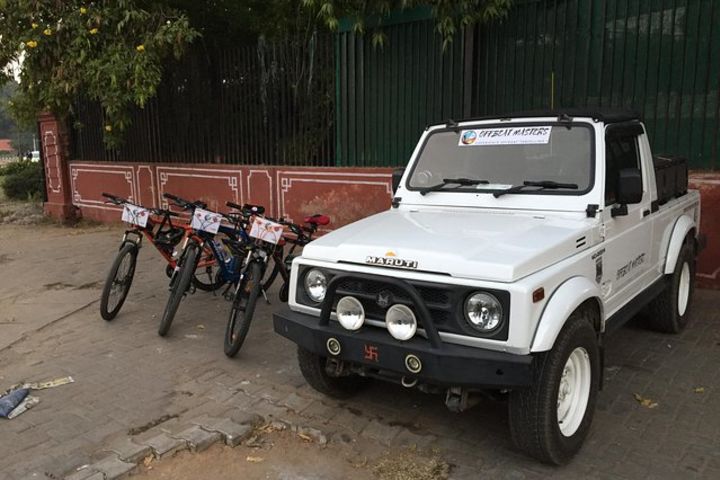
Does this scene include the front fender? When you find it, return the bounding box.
[664,214,695,274]
[530,276,603,352]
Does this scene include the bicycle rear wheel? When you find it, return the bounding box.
[100,243,138,321]
[192,244,225,291]
[224,261,263,357]
[158,242,199,336]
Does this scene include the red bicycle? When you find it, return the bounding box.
[99,193,220,321]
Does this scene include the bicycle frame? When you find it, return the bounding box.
[171,218,251,288]
[120,215,216,272]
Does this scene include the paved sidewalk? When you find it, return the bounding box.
[1,223,720,479]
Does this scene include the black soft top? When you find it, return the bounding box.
[444,108,641,126]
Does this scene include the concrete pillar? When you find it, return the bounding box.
[38,112,75,220]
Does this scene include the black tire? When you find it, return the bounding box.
[158,242,199,337]
[297,347,371,399]
[100,242,138,321]
[279,281,289,303]
[646,239,696,333]
[262,247,284,291]
[509,307,600,465]
[192,244,225,292]
[224,261,263,357]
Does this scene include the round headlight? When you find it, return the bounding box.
[464,292,503,332]
[304,269,327,303]
[386,304,417,341]
[336,296,364,330]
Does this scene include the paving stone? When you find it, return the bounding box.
[395,429,437,449]
[360,419,403,444]
[89,456,137,480]
[64,468,103,480]
[292,425,328,445]
[225,408,264,427]
[142,433,188,459]
[173,426,223,452]
[279,392,315,413]
[106,437,152,463]
[200,418,254,447]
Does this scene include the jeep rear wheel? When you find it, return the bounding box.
[509,307,600,465]
[647,239,696,333]
[297,347,370,399]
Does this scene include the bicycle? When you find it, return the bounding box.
[99,193,221,321]
[223,212,329,358]
[261,214,331,302]
[157,194,260,337]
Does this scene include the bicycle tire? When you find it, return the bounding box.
[100,242,138,321]
[261,260,281,291]
[192,244,225,292]
[158,242,199,337]
[224,260,263,357]
[261,244,284,291]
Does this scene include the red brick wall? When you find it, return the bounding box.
[68,161,393,232]
[690,173,720,290]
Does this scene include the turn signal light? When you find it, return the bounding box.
[532,287,545,303]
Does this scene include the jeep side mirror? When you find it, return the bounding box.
[391,167,405,194]
[617,168,643,204]
[612,168,643,217]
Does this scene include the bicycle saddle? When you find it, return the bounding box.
[304,214,330,226]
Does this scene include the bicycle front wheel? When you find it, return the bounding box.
[224,260,263,357]
[100,242,138,321]
[158,242,199,336]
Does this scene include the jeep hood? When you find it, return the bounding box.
[302,208,596,283]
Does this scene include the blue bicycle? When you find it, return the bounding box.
[158,193,258,337]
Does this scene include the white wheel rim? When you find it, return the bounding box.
[678,262,690,317]
[557,347,591,437]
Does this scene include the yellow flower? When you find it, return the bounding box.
[135,44,145,52]
[31,23,39,29]
[26,40,38,48]
[80,7,87,14]
[89,28,98,35]
[43,28,52,36]
[104,125,112,132]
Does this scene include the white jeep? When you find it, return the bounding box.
[273,110,704,464]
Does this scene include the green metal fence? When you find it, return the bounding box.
[337,0,720,169]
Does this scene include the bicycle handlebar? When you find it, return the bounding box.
[163,192,207,211]
[102,192,126,205]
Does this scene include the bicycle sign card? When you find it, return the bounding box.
[191,208,223,234]
[249,217,284,244]
[121,204,149,228]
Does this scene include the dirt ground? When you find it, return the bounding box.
[133,429,448,480]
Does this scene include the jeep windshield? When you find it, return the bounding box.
[408,124,593,195]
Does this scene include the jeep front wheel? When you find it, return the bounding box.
[509,308,600,465]
[297,347,370,399]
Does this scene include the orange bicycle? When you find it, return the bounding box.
[99,193,221,321]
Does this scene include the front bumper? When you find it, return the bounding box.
[273,307,534,389]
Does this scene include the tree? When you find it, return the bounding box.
[0,82,35,153]
[303,0,513,47]
[0,0,198,147]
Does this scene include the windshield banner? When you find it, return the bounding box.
[459,126,551,146]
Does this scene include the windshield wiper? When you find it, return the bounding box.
[419,177,489,196]
[493,180,579,198]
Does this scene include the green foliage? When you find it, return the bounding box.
[302,0,513,47]
[0,0,199,147]
[1,160,44,200]
[0,82,35,151]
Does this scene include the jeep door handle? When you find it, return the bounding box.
[643,209,650,217]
